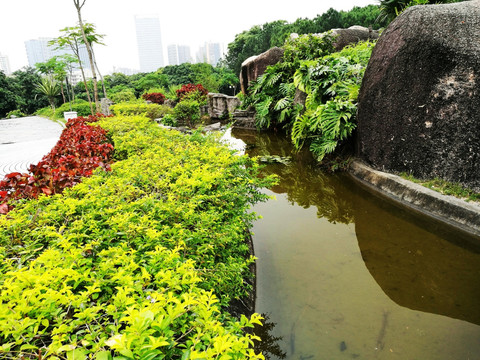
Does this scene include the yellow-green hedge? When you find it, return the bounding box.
[0,115,273,359]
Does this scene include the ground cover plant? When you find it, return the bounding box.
[0,115,273,359]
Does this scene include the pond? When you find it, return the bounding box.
[231,128,480,360]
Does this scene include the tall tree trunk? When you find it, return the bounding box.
[92,51,107,98]
[73,0,100,112]
[60,82,66,104]
[78,59,94,115]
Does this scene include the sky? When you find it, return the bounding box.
[0,0,378,74]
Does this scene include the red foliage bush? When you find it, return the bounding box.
[0,114,114,214]
[142,92,166,104]
[176,84,208,100]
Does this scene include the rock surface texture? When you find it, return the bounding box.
[207,93,241,119]
[356,1,480,192]
[331,25,379,51]
[239,47,284,94]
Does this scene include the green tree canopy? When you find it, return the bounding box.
[225,4,386,75]
[0,71,18,118]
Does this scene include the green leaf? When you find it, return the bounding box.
[96,351,113,360]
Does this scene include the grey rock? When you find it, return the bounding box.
[207,93,241,119]
[240,47,284,94]
[356,1,480,192]
[331,25,380,51]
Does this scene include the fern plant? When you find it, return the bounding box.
[291,41,375,161]
[244,33,336,131]
[244,33,375,163]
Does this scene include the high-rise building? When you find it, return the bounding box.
[24,37,89,69]
[135,15,164,72]
[0,53,11,75]
[196,42,222,66]
[167,44,179,66]
[177,46,191,64]
[207,43,221,67]
[168,44,191,66]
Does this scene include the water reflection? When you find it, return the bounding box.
[253,314,287,360]
[232,128,480,359]
[353,182,480,326]
[233,129,355,224]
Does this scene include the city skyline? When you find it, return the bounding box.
[0,0,377,74]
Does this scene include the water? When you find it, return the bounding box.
[232,129,480,360]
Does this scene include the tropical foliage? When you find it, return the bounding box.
[291,41,374,161]
[244,33,375,162]
[0,114,274,359]
[378,0,465,23]
[35,76,61,110]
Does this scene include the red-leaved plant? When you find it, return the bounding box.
[0,114,114,214]
[176,84,208,101]
[142,92,166,104]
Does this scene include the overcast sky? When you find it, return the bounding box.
[0,0,377,74]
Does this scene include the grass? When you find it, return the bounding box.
[400,172,480,203]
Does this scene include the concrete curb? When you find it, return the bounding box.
[349,160,480,238]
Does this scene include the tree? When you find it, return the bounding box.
[162,63,195,85]
[0,71,18,118]
[133,72,170,95]
[35,56,73,104]
[377,0,464,24]
[72,0,101,112]
[83,22,107,98]
[50,26,94,115]
[36,76,61,111]
[10,67,48,115]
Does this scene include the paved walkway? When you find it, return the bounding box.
[0,116,64,179]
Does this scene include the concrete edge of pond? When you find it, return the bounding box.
[349,160,480,239]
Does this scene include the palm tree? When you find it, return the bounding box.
[36,76,61,111]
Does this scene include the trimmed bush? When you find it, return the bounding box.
[142,92,166,104]
[110,102,173,121]
[54,100,92,119]
[109,89,137,103]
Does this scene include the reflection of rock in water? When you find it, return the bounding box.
[354,185,480,326]
[252,314,287,360]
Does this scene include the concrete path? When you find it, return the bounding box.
[0,116,64,179]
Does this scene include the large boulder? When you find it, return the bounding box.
[356,1,480,192]
[331,25,380,51]
[239,47,284,94]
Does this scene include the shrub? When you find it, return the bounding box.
[161,113,178,127]
[176,83,208,102]
[35,106,55,118]
[110,102,173,121]
[0,115,273,359]
[0,114,114,214]
[142,92,166,104]
[6,109,26,118]
[173,99,200,127]
[109,89,136,103]
[54,100,92,119]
